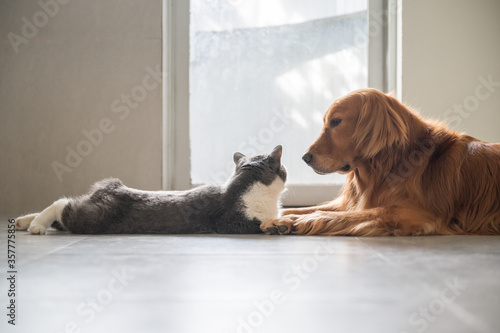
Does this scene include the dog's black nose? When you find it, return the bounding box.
[302,152,313,165]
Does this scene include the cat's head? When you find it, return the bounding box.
[232,145,287,186]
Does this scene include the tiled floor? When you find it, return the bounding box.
[1,217,499,333]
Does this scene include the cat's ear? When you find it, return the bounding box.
[233,152,245,165]
[270,145,282,164]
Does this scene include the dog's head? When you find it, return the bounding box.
[303,89,409,174]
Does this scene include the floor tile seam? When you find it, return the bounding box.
[14,236,88,268]
[12,252,369,256]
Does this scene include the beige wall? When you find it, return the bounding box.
[0,0,162,215]
[401,0,500,143]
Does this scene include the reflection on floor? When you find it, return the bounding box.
[1,217,499,333]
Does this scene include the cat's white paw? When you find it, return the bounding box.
[15,214,38,231]
[28,222,47,235]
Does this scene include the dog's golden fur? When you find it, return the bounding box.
[261,88,500,236]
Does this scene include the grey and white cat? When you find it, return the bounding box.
[15,145,287,234]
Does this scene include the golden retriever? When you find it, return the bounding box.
[261,88,500,236]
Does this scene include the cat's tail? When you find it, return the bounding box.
[15,198,70,235]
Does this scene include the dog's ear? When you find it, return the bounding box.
[269,145,283,164]
[386,89,397,98]
[353,92,408,158]
[233,152,245,165]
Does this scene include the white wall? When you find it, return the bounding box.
[400,0,500,143]
[0,0,162,215]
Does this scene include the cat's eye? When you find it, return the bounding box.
[330,118,342,128]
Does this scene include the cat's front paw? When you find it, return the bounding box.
[15,214,38,231]
[261,215,299,235]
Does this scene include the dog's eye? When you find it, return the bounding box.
[330,118,342,128]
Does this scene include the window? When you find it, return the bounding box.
[164,0,396,205]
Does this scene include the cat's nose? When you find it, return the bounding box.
[302,152,313,165]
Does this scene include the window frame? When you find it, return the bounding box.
[163,0,398,206]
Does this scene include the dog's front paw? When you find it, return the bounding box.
[261,215,299,235]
